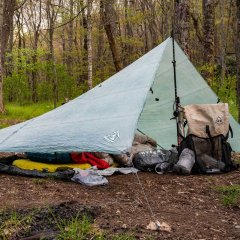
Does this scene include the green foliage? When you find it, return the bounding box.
[216,185,240,207]
[199,64,217,76]
[199,63,238,121]
[55,215,136,240]
[211,75,238,120]
[56,216,93,240]
[56,215,136,240]
[111,234,136,240]
[0,211,33,240]
[3,102,53,119]
[4,72,30,103]
[0,209,138,240]
[4,48,87,104]
[0,102,54,128]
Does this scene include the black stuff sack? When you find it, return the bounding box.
[132,149,178,173]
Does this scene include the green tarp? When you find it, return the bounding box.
[0,38,239,153]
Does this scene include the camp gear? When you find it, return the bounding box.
[173,148,195,175]
[0,38,239,154]
[132,149,178,172]
[179,103,236,173]
[111,133,157,166]
[137,129,164,149]
[133,133,157,147]
[95,167,139,176]
[71,152,110,169]
[92,152,114,165]
[184,104,230,138]
[133,150,164,172]
[131,134,157,155]
[0,152,18,164]
[155,162,171,174]
[171,31,182,147]
[26,152,72,164]
[0,163,74,180]
[12,159,91,173]
[199,154,225,171]
[71,168,108,186]
[111,153,132,166]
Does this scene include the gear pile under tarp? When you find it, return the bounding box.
[0,133,157,185]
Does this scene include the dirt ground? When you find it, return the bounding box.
[0,169,240,239]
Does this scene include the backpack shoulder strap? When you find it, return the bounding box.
[229,124,233,138]
[206,125,215,157]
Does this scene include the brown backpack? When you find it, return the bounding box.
[179,103,236,173]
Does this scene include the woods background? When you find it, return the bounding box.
[0,0,240,121]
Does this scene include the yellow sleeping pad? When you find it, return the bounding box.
[13,159,91,173]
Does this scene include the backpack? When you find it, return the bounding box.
[178,103,237,173]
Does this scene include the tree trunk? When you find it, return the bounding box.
[30,0,42,103]
[49,29,58,108]
[175,0,191,57]
[67,0,74,76]
[80,0,88,84]
[0,0,16,112]
[146,1,159,48]
[62,26,67,65]
[46,0,58,108]
[219,0,227,86]
[87,0,93,89]
[236,0,240,122]
[123,0,134,64]
[140,1,152,50]
[203,0,216,64]
[1,0,16,60]
[100,0,122,72]
[31,33,39,103]
[0,0,4,112]
[97,1,105,82]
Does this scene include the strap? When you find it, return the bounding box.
[206,125,215,157]
[183,120,188,128]
[229,124,233,138]
[206,125,211,138]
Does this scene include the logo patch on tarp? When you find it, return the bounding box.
[104,131,120,143]
[215,116,223,125]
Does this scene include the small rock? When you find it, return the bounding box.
[160,222,172,232]
[146,221,159,231]
[3,229,9,236]
[177,191,188,194]
[122,224,127,229]
[146,221,171,232]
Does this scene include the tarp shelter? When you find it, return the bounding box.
[0,37,239,153]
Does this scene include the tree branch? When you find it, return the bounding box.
[14,0,28,11]
[43,5,87,30]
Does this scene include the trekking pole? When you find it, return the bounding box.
[171,26,181,148]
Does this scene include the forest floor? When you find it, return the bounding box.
[0,107,239,239]
[0,166,240,239]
